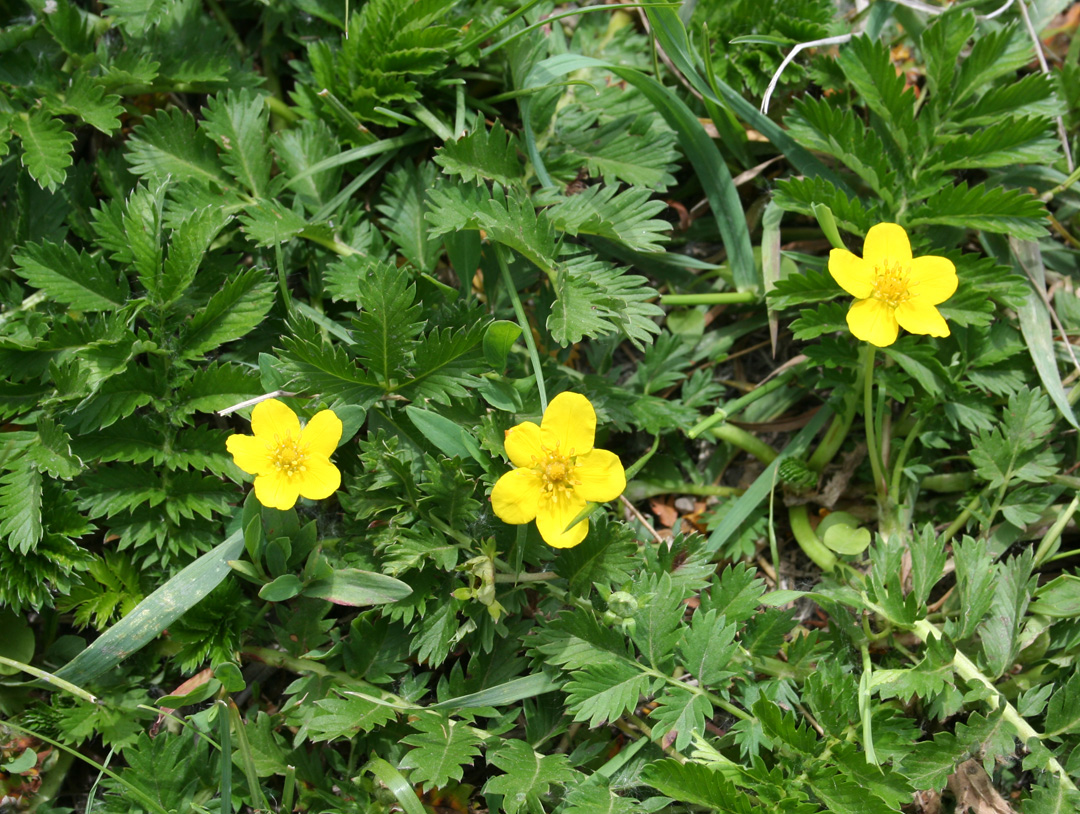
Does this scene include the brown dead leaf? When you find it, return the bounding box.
[947,760,1014,814]
[912,789,941,814]
[650,498,679,530]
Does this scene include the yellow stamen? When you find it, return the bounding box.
[536,444,576,494]
[871,259,911,309]
[269,434,309,478]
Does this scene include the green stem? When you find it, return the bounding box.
[862,344,887,502]
[407,102,454,141]
[492,570,558,584]
[495,245,548,411]
[659,292,758,306]
[941,489,987,545]
[888,414,927,505]
[911,619,1079,794]
[711,424,777,465]
[688,369,797,438]
[788,504,838,572]
[1032,494,1080,568]
[0,656,100,705]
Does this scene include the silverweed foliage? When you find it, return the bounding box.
[2,1,1080,813]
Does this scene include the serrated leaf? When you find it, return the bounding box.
[159,206,231,308]
[642,760,753,813]
[548,252,662,350]
[400,713,483,792]
[698,563,767,625]
[57,72,123,134]
[552,516,637,592]
[238,198,313,247]
[14,240,128,311]
[564,661,654,727]
[836,34,917,150]
[649,688,712,751]
[908,182,1048,239]
[201,88,272,196]
[277,318,382,408]
[427,183,556,271]
[13,111,75,191]
[434,120,523,186]
[680,608,738,687]
[969,387,1059,490]
[0,458,43,554]
[180,267,275,357]
[348,259,423,383]
[125,108,227,187]
[483,739,576,814]
[174,362,261,417]
[307,692,398,741]
[25,416,82,480]
[399,323,486,405]
[545,185,670,253]
[375,162,439,273]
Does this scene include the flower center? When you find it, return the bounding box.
[534,443,578,494]
[269,434,309,479]
[871,259,911,309]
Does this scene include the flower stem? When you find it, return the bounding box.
[911,619,1079,794]
[862,344,888,503]
[495,244,548,411]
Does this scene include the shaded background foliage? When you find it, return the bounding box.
[2,0,1080,812]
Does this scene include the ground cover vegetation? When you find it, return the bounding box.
[2,0,1080,811]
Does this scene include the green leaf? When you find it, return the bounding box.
[907,182,1048,239]
[427,184,556,273]
[175,362,261,417]
[434,120,524,186]
[180,267,276,357]
[551,113,678,190]
[649,687,712,751]
[26,416,82,480]
[57,72,123,134]
[201,88,272,196]
[400,713,483,792]
[1043,669,1080,738]
[398,323,486,405]
[125,108,228,187]
[946,537,997,641]
[928,117,1060,171]
[259,574,303,601]
[564,661,654,728]
[377,162,439,273]
[680,608,739,688]
[14,240,129,311]
[969,387,1059,491]
[552,516,638,592]
[545,185,670,254]
[303,568,413,606]
[698,563,767,625]
[13,110,75,191]
[835,34,917,151]
[642,760,753,813]
[979,550,1035,680]
[482,320,522,369]
[1012,238,1080,429]
[238,198,320,247]
[54,530,245,684]
[522,53,756,290]
[405,406,479,461]
[0,458,43,555]
[159,206,231,309]
[483,739,576,814]
[547,252,662,350]
[277,317,382,408]
[350,260,423,386]
[308,692,397,741]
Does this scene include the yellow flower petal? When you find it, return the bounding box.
[298,456,341,500]
[535,491,589,548]
[574,449,626,503]
[251,399,301,440]
[491,467,544,524]
[863,223,911,266]
[226,434,271,475]
[828,249,874,299]
[503,421,543,469]
[301,409,343,457]
[847,298,899,347]
[540,392,596,456]
[253,472,301,511]
[907,255,958,306]
[895,301,950,337]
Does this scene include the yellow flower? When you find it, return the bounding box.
[491,392,626,548]
[828,222,958,347]
[226,399,342,511]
